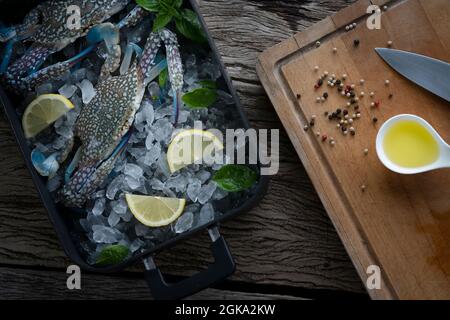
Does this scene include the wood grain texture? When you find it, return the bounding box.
[257,0,450,299]
[0,266,301,300]
[0,0,366,297]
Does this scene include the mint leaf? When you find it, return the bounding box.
[153,11,174,32]
[159,67,169,88]
[175,9,207,43]
[213,165,258,192]
[135,0,160,12]
[182,87,217,109]
[96,244,130,266]
[198,80,217,90]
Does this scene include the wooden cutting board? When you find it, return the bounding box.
[256,0,450,299]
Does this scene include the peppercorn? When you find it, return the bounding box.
[336,108,342,114]
[343,109,348,116]
[364,148,369,155]
[354,39,360,47]
[297,93,301,99]
[336,80,341,85]
[324,111,329,116]
[389,93,393,99]
[328,114,333,120]
[322,134,327,142]
[323,92,329,99]
[372,117,378,123]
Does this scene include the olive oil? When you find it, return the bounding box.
[383,120,440,168]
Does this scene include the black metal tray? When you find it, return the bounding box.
[0,0,269,300]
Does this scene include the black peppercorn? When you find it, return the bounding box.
[323,92,329,99]
[372,117,378,123]
[343,109,349,115]
[296,93,301,99]
[354,39,360,47]
[336,108,342,114]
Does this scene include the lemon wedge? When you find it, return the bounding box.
[125,194,186,227]
[22,94,74,139]
[167,129,223,173]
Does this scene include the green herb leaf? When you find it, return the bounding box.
[153,11,174,32]
[213,165,258,192]
[182,87,217,109]
[173,0,183,8]
[198,80,217,90]
[159,67,169,88]
[96,244,130,266]
[135,0,160,12]
[175,9,207,43]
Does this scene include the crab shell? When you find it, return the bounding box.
[29,0,130,50]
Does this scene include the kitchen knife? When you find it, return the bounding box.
[375,48,450,103]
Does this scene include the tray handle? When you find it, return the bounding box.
[143,226,235,300]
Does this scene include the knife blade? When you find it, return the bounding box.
[375,48,450,103]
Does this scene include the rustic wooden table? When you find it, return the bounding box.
[0,0,368,299]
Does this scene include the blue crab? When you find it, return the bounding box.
[59,23,184,208]
[0,0,148,92]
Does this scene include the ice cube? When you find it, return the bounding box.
[155,153,170,179]
[58,83,78,99]
[148,81,160,99]
[212,187,228,200]
[150,178,164,191]
[130,238,145,252]
[125,175,141,190]
[77,79,96,104]
[145,132,155,150]
[92,198,106,216]
[108,212,120,227]
[111,198,128,215]
[184,69,198,86]
[124,163,143,180]
[165,174,188,193]
[92,225,123,244]
[135,223,150,237]
[199,203,215,224]
[196,169,211,184]
[174,212,194,234]
[200,61,221,80]
[139,143,161,166]
[152,118,173,143]
[71,68,87,83]
[128,148,146,159]
[178,110,190,124]
[36,83,53,95]
[106,175,124,200]
[55,125,74,139]
[154,105,173,120]
[197,181,217,204]
[186,179,201,202]
[185,54,196,69]
[46,175,62,192]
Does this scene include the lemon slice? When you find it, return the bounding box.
[125,194,186,227]
[22,94,74,139]
[167,129,223,173]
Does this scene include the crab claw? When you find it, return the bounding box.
[87,22,120,51]
[31,149,60,178]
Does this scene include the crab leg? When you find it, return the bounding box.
[117,6,149,29]
[61,131,131,208]
[159,29,184,125]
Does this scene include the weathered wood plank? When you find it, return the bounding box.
[0,0,366,294]
[0,266,302,300]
